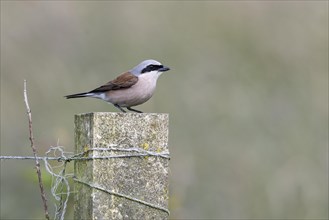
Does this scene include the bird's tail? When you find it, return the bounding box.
[65,92,92,99]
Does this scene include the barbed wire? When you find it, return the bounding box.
[0,145,170,219]
[73,177,170,215]
[0,147,170,161]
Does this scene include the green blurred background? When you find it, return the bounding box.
[1,1,328,219]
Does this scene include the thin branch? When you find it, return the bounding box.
[24,80,50,220]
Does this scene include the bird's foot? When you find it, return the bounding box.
[114,104,126,113]
[127,107,143,113]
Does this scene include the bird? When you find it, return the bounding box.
[65,59,170,113]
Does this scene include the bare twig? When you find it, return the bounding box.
[24,80,50,220]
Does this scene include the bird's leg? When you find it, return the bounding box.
[127,107,143,113]
[114,104,126,113]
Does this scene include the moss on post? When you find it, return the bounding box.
[74,112,169,219]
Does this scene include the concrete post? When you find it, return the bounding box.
[74,112,170,219]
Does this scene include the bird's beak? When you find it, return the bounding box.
[159,66,170,72]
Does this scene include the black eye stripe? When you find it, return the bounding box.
[141,65,163,73]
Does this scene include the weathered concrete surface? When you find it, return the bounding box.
[74,112,169,220]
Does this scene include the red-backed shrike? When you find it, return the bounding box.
[65,59,170,113]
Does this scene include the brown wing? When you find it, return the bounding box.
[89,72,138,93]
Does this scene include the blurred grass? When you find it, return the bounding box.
[1,1,328,219]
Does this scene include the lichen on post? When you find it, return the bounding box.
[74,112,170,219]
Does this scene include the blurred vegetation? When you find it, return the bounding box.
[1,1,328,219]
